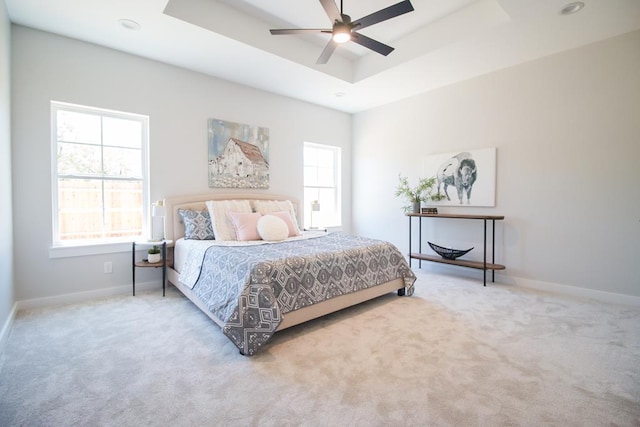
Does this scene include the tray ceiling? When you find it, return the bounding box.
[6,0,640,112]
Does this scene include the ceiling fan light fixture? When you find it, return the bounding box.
[332,24,351,43]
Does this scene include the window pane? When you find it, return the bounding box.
[303,187,337,228]
[57,142,102,176]
[103,117,142,149]
[317,149,333,168]
[317,167,334,187]
[104,180,143,238]
[57,178,143,240]
[317,188,337,226]
[304,187,320,228]
[57,178,104,240]
[103,147,142,178]
[57,110,101,144]
[304,166,317,187]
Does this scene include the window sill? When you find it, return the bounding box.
[49,241,138,259]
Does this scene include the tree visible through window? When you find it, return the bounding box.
[52,102,149,245]
[303,142,341,229]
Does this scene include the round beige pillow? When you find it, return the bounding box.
[257,214,289,242]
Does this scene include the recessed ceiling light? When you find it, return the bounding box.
[334,92,347,98]
[118,19,141,31]
[560,2,584,15]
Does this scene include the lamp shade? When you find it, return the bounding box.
[151,200,165,240]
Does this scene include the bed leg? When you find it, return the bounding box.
[397,287,406,296]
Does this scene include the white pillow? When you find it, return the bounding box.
[252,200,301,235]
[257,215,289,242]
[205,200,252,241]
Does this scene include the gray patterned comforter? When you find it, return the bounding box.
[187,233,416,355]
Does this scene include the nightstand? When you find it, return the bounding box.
[132,240,173,297]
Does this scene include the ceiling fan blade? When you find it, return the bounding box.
[316,40,338,64]
[352,0,414,30]
[270,28,330,35]
[319,0,341,23]
[351,32,394,56]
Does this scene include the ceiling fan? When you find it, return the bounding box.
[269,0,415,64]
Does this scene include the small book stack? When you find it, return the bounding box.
[421,208,438,214]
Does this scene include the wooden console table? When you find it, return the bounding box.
[407,213,505,286]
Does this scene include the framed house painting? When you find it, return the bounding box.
[208,118,269,188]
[423,147,496,207]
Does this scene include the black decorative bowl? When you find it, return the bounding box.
[428,242,474,260]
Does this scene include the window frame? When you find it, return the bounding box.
[303,142,342,229]
[50,101,150,257]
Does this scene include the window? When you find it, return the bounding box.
[303,142,341,228]
[51,101,149,248]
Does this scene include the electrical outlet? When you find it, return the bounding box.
[104,261,113,274]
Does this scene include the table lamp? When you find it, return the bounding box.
[310,200,321,229]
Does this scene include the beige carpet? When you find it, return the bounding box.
[1,271,639,426]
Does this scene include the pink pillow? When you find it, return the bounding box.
[270,210,301,237]
[227,211,262,241]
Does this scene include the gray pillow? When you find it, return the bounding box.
[178,209,214,240]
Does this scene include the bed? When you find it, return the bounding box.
[164,193,416,355]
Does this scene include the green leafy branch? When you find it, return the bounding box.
[395,174,445,212]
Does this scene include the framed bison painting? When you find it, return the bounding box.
[207,118,269,188]
[423,147,496,207]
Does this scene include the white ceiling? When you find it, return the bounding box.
[5,0,640,113]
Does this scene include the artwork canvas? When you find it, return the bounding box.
[423,147,496,207]
[208,119,269,188]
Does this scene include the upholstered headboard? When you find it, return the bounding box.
[163,193,302,242]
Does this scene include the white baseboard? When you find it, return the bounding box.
[499,274,640,307]
[0,303,18,353]
[15,281,162,311]
[416,264,640,307]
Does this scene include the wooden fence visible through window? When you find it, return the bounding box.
[58,179,143,240]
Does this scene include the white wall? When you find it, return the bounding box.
[11,25,352,302]
[0,0,15,339]
[9,23,640,304]
[353,30,640,298]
